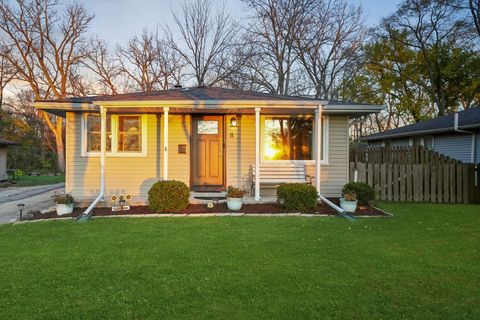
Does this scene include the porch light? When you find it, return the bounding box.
[230,117,238,127]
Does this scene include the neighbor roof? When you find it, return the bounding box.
[361,107,480,141]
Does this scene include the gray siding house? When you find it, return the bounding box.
[0,139,18,181]
[360,108,480,164]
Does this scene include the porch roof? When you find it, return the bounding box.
[35,86,384,117]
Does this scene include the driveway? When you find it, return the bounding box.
[0,183,64,224]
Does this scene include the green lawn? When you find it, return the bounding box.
[10,174,65,187]
[0,203,479,319]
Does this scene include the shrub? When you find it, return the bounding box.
[276,183,318,212]
[226,186,247,198]
[52,193,75,205]
[148,180,190,213]
[342,182,374,206]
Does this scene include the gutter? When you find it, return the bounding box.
[76,105,106,222]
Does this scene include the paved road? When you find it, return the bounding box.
[0,183,65,224]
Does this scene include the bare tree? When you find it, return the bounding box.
[167,0,242,87]
[0,45,16,111]
[242,0,317,95]
[295,0,365,99]
[117,30,186,92]
[84,37,123,94]
[0,0,93,172]
[469,0,480,36]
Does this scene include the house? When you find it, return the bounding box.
[35,87,383,206]
[0,138,18,181]
[360,108,480,164]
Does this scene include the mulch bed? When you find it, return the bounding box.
[29,199,388,221]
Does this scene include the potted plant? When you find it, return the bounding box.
[52,193,75,216]
[226,186,247,211]
[339,189,358,213]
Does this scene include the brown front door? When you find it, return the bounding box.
[191,115,224,190]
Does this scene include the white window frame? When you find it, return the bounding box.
[81,113,147,157]
[260,114,329,165]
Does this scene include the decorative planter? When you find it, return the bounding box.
[226,197,243,211]
[56,204,74,216]
[339,198,358,213]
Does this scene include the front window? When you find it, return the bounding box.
[86,114,112,152]
[264,117,312,160]
[84,113,145,155]
[118,116,142,152]
[263,116,326,161]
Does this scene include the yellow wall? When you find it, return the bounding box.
[66,112,349,203]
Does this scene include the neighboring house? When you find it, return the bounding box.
[360,107,480,164]
[35,87,383,205]
[0,138,19,181]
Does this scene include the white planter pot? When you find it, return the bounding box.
[56,204,74,216]
[226,197,243,211]
[339,198,358,213]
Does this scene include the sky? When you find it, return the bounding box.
[82,0,401,46]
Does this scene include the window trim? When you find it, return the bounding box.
[260,114,329,165]
[81,113,147,157]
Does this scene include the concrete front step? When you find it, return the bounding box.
[190,191,227,204]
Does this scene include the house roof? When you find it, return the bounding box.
[361,107,480,141]
[0,138,19,146]
[39,86,323,103]
[35,86,385,117]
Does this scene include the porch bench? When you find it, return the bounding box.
[250,163,312,195]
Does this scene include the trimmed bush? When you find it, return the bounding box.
[148,180,190,212]
[277,183,318,212]
[342,182,374,206]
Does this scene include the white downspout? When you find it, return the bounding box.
[315,105,322,196]
[254,107,261,201]
[78,106,106,220]
[315,104,344,213]
[163,107,169,180]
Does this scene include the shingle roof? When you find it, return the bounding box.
[0,138,19,146]
[361,107,480,141]
[38,86,322,103]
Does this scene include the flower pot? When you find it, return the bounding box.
[56,204,74,216]
[226,197,243,211]
[339,198,358,213]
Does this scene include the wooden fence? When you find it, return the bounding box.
[349,146,480,204]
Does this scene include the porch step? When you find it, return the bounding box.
[190,191,227,204]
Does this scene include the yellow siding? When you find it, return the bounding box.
[160,114,191,184]
[66,112,159,204]
[306,115,349,197]
[226,114,255,189]
[67,112,349,203]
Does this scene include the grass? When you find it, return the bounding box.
[0,202,479,319]
[8,174,65,187]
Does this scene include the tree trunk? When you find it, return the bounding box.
[55,119,65,174]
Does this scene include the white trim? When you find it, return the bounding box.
[260,114,329,165]
[315,105,323,195]
[255,107,261,201]
[81,113,147,157]
[163,107,169,180]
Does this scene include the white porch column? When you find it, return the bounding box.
[163,107,169,180]
[99,106,107,198]
[255,107,261,201]
[315,104,323,196]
